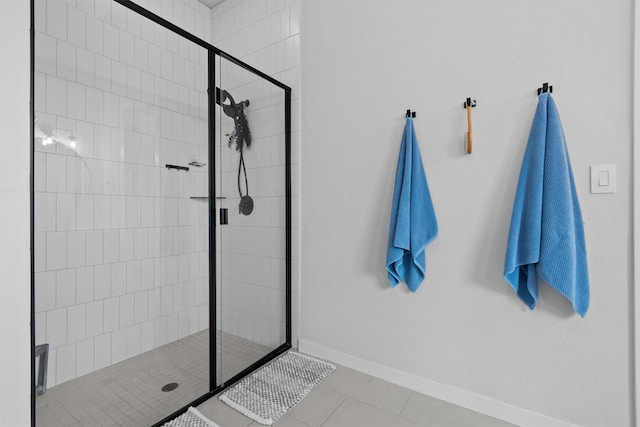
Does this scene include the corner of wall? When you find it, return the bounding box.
[0,1,32,425]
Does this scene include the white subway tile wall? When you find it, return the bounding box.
[34,0,212,388]
[211,0,301,351]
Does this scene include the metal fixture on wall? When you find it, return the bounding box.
[221,89,254,215]
[166,164,190,171]
[537,82,553,95]
[34,344,49,395]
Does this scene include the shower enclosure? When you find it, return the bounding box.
[31,0,291,425]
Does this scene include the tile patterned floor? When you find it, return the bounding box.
[197,354,517,427]
[35,330,272,427]
[37,341,516,427]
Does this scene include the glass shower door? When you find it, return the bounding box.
[215,54,289,384]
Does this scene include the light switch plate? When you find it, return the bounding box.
[590,164,616,194]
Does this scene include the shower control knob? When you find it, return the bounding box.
[239,195,254,215]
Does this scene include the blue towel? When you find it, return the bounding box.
[386,117,438,292]
[504,93,589,316]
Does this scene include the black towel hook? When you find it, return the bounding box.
[537,82,553,95]
[406,109,416,118]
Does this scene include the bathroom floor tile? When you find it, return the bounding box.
[320,397,420,427]
[265,414,313,427]
[287,385,346,427]
[35,330,270,427]
[316,364,413,415]
[400,391,517,427]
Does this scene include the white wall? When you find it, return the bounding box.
[0,0,31,425]
[299,1,633,426]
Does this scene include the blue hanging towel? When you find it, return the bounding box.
[386,117,438,292]
[504,92,589,316]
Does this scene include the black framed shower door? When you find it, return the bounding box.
[30,1,292,426]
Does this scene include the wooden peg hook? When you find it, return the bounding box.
[464,98,476,155]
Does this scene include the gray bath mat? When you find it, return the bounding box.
[219,352,335,425]
[162,407,220,427]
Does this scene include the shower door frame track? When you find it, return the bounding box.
[29,0,36,425]
[29,1,293,426]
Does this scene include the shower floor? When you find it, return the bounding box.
[35,330,272,427]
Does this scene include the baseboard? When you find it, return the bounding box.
[299,339,576,427]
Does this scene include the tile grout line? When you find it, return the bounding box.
[397,390,414,422]
[315,393,348,427]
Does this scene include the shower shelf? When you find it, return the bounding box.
[189,196,227,200]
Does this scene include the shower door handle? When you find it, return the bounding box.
[219,208,228,225]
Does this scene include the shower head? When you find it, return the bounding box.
[220,89,251,150]
[220,90,250,119]
[220,90,237,118]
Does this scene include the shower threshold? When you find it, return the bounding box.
[35,330,271,427]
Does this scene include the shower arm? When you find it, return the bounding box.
[214,87,250,115]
